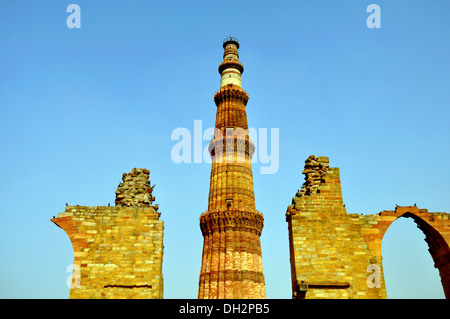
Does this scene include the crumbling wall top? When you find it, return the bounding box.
[297,155,330,197]
[115,168,159,211]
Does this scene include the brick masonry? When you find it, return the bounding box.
[286,155,450,299]
[51,168,164,299]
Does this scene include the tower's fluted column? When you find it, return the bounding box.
[198,36,266,299]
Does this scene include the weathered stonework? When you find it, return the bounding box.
[52,168,164,299]
[115,168,158,209]
[198,36,266,299]
[287,155,450,299]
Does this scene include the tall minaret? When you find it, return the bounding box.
[198,36,266,299]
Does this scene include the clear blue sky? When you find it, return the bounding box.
[0,0,449,299]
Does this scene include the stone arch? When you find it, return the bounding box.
[377,206,450,298]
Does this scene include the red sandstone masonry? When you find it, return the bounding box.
[198,38,265,299]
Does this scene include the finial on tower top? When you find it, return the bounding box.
[223,35,239,49]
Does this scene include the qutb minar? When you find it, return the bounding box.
[198,36,266,299]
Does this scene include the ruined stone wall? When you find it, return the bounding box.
[52,168,164,299]
[286,156,386,299]
[286,156,450,299]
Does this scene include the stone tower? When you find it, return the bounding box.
[198,36,266,299]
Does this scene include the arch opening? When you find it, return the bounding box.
[381,216,446,298]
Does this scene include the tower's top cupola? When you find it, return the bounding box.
[223,35,239,49]
[219,35,244,88]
